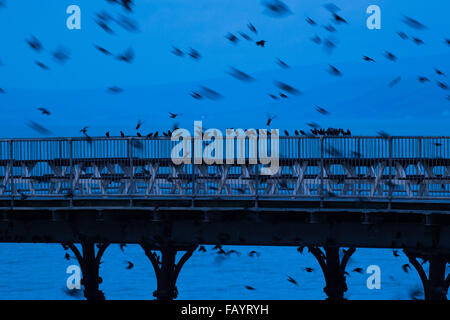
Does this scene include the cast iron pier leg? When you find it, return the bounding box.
[309,246,355,300]
[141,244,197,300]
[404,250,449,300]
[64,242,109,300]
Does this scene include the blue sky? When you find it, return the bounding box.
[0,0,449,137]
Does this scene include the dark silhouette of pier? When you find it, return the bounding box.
[0,136,449,300]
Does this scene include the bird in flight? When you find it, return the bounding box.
[26,35,43,52]
[363,55,376,63]
[38,107,51,115]
[327,64,342,76]
[256,40,266,47]
[116,47,134,63]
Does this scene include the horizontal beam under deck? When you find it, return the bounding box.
[0,198,449,251]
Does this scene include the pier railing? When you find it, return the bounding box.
[0,136,449,199]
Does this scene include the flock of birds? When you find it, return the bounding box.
[0,0,447,139]
[0,0,448,299]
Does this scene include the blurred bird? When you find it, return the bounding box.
[169,112,181,119]
[244,285,255,290]
[94,45,112,56]
[248,250,260,258]
[126,261,134,269]
[52,46,71,64]
[108,86,123,93]
[248,22,257,34]
[187,48,201,60]
[437,81,448,90]
[327,64,342,76]
[287,276,298,286]
[171,47,184,57]
[238,32,252,41]
[136,120,143,130]
[388,76,402,88]
[418,76,430,83]
[384,51,397,62]
[333,13,347,24]
[305,17,316,26]
[276,58,289,69]
[304,267,314,272]
[274,81,301,95]
[363,55,376,62]
[116,47,134,63]
[352,267,363,274]
[262,0,292,18]
[311,35,321,44]
[35,61,49,70]
[38,107,51,115]
[393,250,400,257]
[397,31,409,40]
[26,35,43,52]
[225,33,239,44]
[228,67,254,81]
[316,106,329,115]
[27,121,52,135]
[266,114,277,126]
[402,16,427,30]
[412,37,424,45]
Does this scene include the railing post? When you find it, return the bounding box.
[69,138,73,202]
[388,137,393,208]
[191,138,196,198]
[128,137,134,195]
[9,140,14,204]
[320,136,324,204]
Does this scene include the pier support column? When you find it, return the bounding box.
[141,244,197,300]
[309,246,355,300]
[404,250,449,300]
[64,242,109,300]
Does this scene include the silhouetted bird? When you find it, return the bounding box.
[435,69,446,77]
[136,120,143,130]
[316,106,329,115]
[384,51,397,62]
[279,92,288,98]
[120,131,125,137]
[393,250,400,257]
[248,250,260,257]
[200,86,222,100]
[397,31,409,40]
[244,285,255,290]
[363,55,376,62]
[28,121,51,135]
[35,61,49,70]
[190,91,202,100]
[277,58,289,69]
[266,114,277,126]
[26,35,43,52]
[64,253,70,260]
[126,261,134,269]
[377,130,390,139]
[402,15,427,30]
[119,243,126,252]
[284,130,289,136]
[226,33,239,44]
[352,268,363,274]
[238,32,252,41]
[52,46,71,64]
[304,267,314,272]
[262,0,292,18]
[388,76,402,88]
[327,64,342,76]
[437,81,448,90]
[105,132,110,137]
[333,13,347,24]
[305,17,316,26]
[311,35,321,44]
[256,40,266,47]
[108,86,123,93]
[38,107,51,115]
[95,19,115,34]
[187,48,201,60]
[412,37,424,45]
[418,76,430,83]
[248,22,257,34]
[171,46,184,57]
[117,47,134,63]
[324,24,337,32]
[274,81,301,95]
[95,45,112,56]
[228,67,254,81]
[402,264,411,273]
[169,112,181,119]
[287,276,298,286]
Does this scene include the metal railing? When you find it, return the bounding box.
[0,136,449,200]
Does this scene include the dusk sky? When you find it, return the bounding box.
[0,0,449,137]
